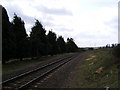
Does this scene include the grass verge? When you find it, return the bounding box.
[69,48,119,88]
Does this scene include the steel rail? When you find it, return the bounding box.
[2,54,78,89]
[17,55,77,90]
[1,55,72,85]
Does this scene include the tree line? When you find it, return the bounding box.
[2,6,78,64]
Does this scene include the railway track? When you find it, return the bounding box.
[1,53,79,90]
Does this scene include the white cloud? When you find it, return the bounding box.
[35,5,73,16]
[1,0,118,47]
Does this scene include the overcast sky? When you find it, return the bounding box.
[1,0,119,47]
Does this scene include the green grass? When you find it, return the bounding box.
[70,48,119,88]
[3,56,50,74]
[3,53,74,75]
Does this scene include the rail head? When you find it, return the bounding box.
[1,54,77,85]
[17,57,74,90]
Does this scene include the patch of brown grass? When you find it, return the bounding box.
[86,55,96,61]
[95,66,104,74]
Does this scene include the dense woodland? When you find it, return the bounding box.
[2,6,78,64]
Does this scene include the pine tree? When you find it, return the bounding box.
[57,36,66,53]
[12,14,28,60]
[30,19,47,57]
[47,31,58,55]
[2,6,15,64]
[66,38,78,52]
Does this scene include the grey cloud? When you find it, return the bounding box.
[4,5,34,25]
[42,21,55,27]
[76,32,110,40]
[95,1,117,7]
[4,4,58,33]
[35,5,73,16]
[54,26,73,32]
[18,14,34,25]
[3,5,35,35]
[38,15,55,27]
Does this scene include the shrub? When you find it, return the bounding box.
[112,44,120,58]
[112,44,120,64]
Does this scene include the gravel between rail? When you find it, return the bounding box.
[27,52,87,89]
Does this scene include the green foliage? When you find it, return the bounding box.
[12,14,28,60]
[47,31,58,55]
[112,44,120,64]
[88,48,94,50]
[112,44,120,58]
[2,6,16,64]
[2,6,79,63]
[57,36,66,53]
[30,19,47,57]
[68,49,119,88]
[66,38,78,52]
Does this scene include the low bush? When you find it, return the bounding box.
[112,44,120,63]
